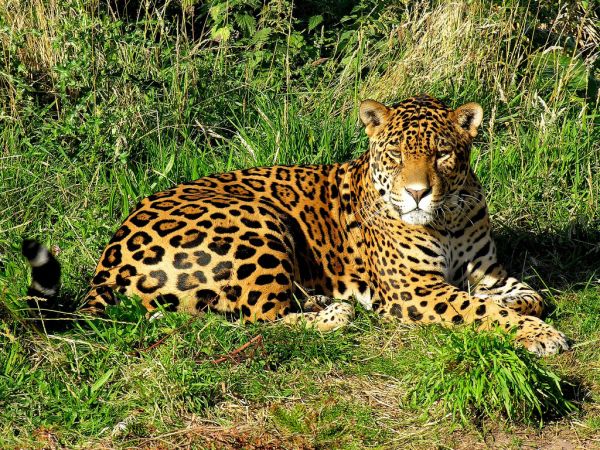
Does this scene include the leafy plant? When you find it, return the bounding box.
[409,327,578,425]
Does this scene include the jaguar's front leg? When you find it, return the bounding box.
[377,273,568,356]
[464,236,544,317]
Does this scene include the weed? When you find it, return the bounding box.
[408,326,578,425]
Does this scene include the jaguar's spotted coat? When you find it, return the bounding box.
[24,95,569,355]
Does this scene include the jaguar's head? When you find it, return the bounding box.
[360,95,483,226]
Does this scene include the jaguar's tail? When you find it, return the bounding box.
[22,239,61,300]
[21,240,75,326]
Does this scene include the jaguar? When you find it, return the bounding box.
[23,95,569,355]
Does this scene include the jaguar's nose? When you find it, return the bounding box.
[405,186,432,204]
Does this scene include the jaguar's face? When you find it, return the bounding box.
[360,95,483,226]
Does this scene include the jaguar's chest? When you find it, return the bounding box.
[435,226,492,287]
[360,222,485,282]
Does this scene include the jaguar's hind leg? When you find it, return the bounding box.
[283,302,355,331]
[79,286,118,315]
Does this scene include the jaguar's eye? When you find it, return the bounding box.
[437,150,452,161]
[388,150,403,163]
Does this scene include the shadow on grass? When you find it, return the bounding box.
[560,374,592,411]
[494,226,600,293]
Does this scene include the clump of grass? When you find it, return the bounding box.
[409,327,577,425]
[271,398,386,447]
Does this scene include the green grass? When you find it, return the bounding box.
[409,327,578,425]
[0,0,599,447]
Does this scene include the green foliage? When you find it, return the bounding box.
[409,327,578,425]
[271,399,385,447]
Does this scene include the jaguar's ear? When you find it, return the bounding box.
[359,100,389,137]
[453,102,483,138]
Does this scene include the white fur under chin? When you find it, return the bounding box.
[401,210,433,225]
